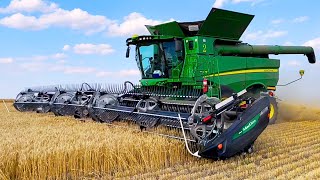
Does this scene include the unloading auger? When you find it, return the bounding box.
[13,8,316,159]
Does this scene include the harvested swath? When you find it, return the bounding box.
[117,103,320,179]
[120,120,320,180]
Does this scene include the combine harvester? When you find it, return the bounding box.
[13,8,316,159]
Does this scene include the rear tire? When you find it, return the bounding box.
[268,96,278,124]
[245,85,278,124]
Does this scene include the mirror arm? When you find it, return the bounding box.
[277,70,305,87]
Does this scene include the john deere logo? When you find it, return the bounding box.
[233,114,260,140]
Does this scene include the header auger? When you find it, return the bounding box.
[13,8,316,159]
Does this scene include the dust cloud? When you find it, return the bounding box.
[277,102,320,123]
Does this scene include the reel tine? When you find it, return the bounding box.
[109,84,112,93]
[113,84,117,94]
[115,84,119,94]
[108,84,112,93]
[117,84,121,94]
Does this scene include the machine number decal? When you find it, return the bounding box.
[203,44,207,53]
[232,114,260,140]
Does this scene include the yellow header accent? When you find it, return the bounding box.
[205,69,278,78]
[267,86,276,90]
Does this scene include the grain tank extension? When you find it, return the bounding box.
[14,8,316,159]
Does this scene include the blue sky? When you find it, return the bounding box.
[0,0,319,105]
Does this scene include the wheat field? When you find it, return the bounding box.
[0,100,320,179]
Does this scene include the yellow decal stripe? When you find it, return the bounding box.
[267,86,276,91]
[205,69,278,78]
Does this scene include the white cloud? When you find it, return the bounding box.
[245,30,288,41]
[213,0,228,8]
[17,53,67,61]
[262,31,288,38]
[19,61,95,74]
[96,69,140,78]
[57,60,66,64]
[40,8,109,34]
[0,13,45,30]
[52,53,67,59]
[64,67,96,74]
[303,37,320,50]
[62,45,71,51]
[0,0,58,14]
[118,69,140,77]
[232,0,252,3]
[0,57,14,64]
[292,16,309,23]
[107,12,173,36]
[267,16,308,27]
[73,43,114,55]
[232,0,265,6]
[96,71,112,77]
[283,41,294,46]
[0,8,109,34]
[0,1,172,36]
[31,55,49,61]
[19,60,140,76]
[271,19,285,25]
[213,0,265,8]
[20,61,47,71]
[288,60,301,66]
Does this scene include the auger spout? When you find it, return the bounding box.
[216,45,316,64]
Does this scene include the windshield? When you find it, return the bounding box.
[136,41,181,79]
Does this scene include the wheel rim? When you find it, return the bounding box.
[269,103,275,119]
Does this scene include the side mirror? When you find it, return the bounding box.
[126,46,130,58]
[299,70,305,77]
[175,39,183,52]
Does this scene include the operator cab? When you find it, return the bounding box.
[126,36,184,79]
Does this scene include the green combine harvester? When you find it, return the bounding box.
[14,8,316,159]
